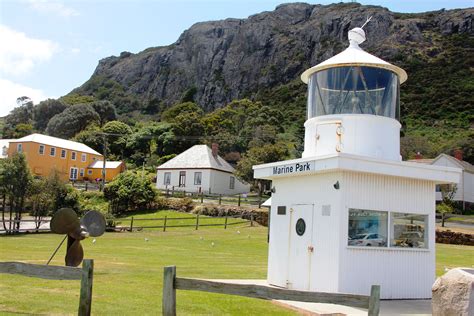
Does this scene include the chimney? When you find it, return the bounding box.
[415,152,422,160]
[211,143,219,158]
[454,149,463,161]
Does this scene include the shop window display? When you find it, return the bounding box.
[391,213,428,248]
[348,209,388,247]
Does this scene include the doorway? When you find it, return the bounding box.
[287,204,314,290]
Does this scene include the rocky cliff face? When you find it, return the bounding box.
[76,2,473,112]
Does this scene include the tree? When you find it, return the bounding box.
[104,171,157,214]
[73,124,103,153]
[46,104,100,138]
[90,100,117,126]
[161,102,203,123]
[0,153,33,234]
[34,98,68,131]
[437,184,458,227]
[102,120,132,159]
[2,96,35,138]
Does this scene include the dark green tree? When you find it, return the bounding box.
[33,99,67,131]
[46,104,100,138]
[91,100,117,126]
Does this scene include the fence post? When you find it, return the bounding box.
[368,285,380,316]
[195,214,200,230]
[163,216,167,232]
[219,194,222,205]
[258,195,262,209]
[224,215,228,229]
[85,182,88,191]
[250,214,254,227]
[200,192,204,203]
[129,217,134,232]
[78,259,94,316]
[162,266,177,316]
[171,187,174,196]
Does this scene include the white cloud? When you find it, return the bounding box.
[0,79,50,117]
[27,0,79,18]
[0,25,58,76]
[71,47,81,54]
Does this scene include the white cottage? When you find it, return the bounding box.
[156,144,250,195]
[253,26,461,299]
[412,152,474,210]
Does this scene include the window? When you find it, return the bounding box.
[179,171,186,187]
[88,170,92,175]
[194,172,202,185]
[79,168,85,177]
[164,172,171,185]
[2,146,7,156]
[71,151,76,160]
[391,213,428,249]
[229,176,235,189]
[61,149,67,159]
[39,145,45,155]
[17,144,22,152]
[50,147,56,156]
[69,167,78,180]
[81,153,87,162]
[348,209,388,247]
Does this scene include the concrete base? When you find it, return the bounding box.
[214,279,432,315]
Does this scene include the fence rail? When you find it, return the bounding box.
[160,189,268,208]
[162,266,380,316]
[1,214,253,234]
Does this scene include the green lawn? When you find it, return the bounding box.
[1,210,473,315]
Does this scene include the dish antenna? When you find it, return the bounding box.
[48,208,106,267]
[348,16,373,46]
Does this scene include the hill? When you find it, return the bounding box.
[2,3,473,166]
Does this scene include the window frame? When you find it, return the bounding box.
[194,172,202,185]
[179,171,186,187]
[39,144,45,155]
[50,147,56,157]
[69,167,78,180]
[17,143,22,152]
[79,168,85,177]
[71,151,77,161]
[229,176,235,189]
[164,172,171,185]
[81,153,87,162]
[61,149,67,159]
[347,208,430,250]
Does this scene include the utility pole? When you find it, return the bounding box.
[101,134,107,191]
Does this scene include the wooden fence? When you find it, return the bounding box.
[161,189,268,208]
[1,214,253,234]
[162,266,380,316]
[112,214,253,232]
[0,259,94,316]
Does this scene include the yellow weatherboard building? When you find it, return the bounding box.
[7,134,124,182]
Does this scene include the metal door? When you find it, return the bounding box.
[315,121,343,155]
[287,204,314,290]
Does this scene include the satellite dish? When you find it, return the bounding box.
[49,208,105,267]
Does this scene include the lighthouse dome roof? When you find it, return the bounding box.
[301,32,407,84]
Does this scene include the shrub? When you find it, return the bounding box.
[104,171,157,214]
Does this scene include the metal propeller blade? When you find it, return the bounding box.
[81,211,106,237]
[50,208,80,234]
[65,236,84,267]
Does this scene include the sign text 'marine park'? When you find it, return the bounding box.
[272,161,315,175]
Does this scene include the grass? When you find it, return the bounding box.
[0,210,293,316]
[1,210,473,315]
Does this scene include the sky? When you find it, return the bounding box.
[0,0,472,116]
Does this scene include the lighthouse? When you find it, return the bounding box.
[253,24,460,299]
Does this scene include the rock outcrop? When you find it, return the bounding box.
[74,3,474,112]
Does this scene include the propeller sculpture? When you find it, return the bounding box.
[48,208,106,267]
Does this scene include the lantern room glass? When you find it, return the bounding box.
[307,66,400,120]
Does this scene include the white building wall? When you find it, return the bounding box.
[268,172,343,293]
[157,169,249,195]
[339,172,436,299]
[432,156,465,202]
[209,169,250,195]
[464,172,474,203]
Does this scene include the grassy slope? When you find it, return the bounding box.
[1,210,473,315]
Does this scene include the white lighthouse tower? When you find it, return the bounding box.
[253,25,460,299]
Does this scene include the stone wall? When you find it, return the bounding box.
[436,230,474,246]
